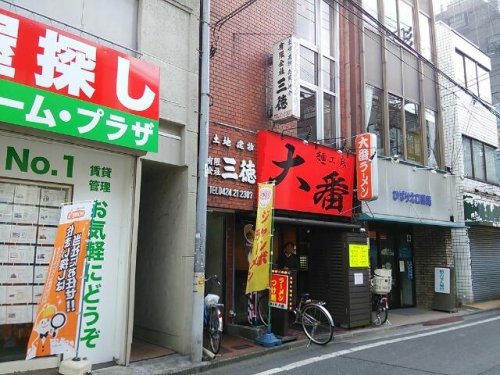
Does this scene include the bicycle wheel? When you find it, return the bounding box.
[257,292,269,327]
[301,304,334,345]
[208,307,222,354]
[373,303,388,326]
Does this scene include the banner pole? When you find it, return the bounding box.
[74,200,96,359]
[267,182,275,333]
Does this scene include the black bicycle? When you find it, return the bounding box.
[257,291,334,345]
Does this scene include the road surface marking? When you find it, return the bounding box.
[255,315,500,374]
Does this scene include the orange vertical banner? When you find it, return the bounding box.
[246,183,274,294]
[26,202,94,360]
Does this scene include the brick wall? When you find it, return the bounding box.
[413,226,454,308]
[208,0,296,211]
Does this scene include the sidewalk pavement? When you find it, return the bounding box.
[24,300,500,375]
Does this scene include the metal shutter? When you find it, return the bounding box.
[469,227,500,302]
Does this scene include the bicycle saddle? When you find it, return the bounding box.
[300,293,311,301]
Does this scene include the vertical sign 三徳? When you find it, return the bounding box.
[272,36,300,122]
[26,201,94,360]
[355,133,378,201]
[246,183,274,294]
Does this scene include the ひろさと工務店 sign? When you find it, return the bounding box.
[0,8,160,152]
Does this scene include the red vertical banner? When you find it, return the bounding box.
[355,133,378,201]
[26,202,94,360]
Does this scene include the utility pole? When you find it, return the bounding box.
[191,0,210,363]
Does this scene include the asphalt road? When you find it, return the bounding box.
[204,310,500,375]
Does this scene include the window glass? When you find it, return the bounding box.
[388,94,403,158]
[365,85,384,156]
[399,1,414,47]
[362,0,379,21]
[477,65,492,103]
[485,145,497,183]
[323,93,335,142]
[405,101,421,163]
[298,86,317,141]
[322,57,335,91]
[462,138,473,177]
[425,109,438,168]
[384,0,398,33]
[465,57,478,95]
[297,0,316,44]
[321,1,334,57]
[472,139,485,180]
[419,13,432,60]
[300,46,318,85]
[454,52,465,86]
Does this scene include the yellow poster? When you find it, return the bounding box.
[26,202,94,360]
[246,183,274,294]
[349,243,369,268]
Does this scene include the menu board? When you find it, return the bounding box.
[0,180,70,325]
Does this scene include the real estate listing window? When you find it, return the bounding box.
[0,178,72,362]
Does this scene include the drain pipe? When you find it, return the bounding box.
[191,0,210,363]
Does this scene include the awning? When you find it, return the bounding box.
[274,216,361,229]
[357,213,467,228]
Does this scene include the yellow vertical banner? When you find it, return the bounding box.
[246,183,274,294]
[26,202,94,360]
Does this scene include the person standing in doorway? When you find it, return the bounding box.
[277,241,299,270]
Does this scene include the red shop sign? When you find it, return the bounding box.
[0,8,159,120]
[256,130,355,217]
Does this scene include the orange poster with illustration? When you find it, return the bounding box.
[26,201,94,360]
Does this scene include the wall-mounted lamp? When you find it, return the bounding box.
[412,166,437,174]
[443,173,465,180]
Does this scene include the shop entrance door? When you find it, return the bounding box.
[369,227,415,308]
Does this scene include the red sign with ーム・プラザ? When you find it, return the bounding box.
[0,8,160,152]
[256,131,355,217]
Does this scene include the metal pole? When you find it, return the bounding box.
[191,0,210,363]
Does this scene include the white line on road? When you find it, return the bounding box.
[254,315,500,374]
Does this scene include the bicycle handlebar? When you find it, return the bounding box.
[204,275,221,285]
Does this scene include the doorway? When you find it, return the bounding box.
[368,225,415,308]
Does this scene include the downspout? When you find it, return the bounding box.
[192,0,210,363]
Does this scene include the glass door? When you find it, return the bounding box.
[398,233,414,307]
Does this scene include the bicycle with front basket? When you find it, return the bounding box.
[257,291,334,345]
[370,269,392,326]
[203,275,224,355]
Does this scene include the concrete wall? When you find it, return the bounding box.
[2,0,138,50]
[133,0,199,356]
[134,164,195,354]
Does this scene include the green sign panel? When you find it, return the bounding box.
[463,193,500,226]
[0,79,158,152]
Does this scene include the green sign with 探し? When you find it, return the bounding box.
[0,79,158,152]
